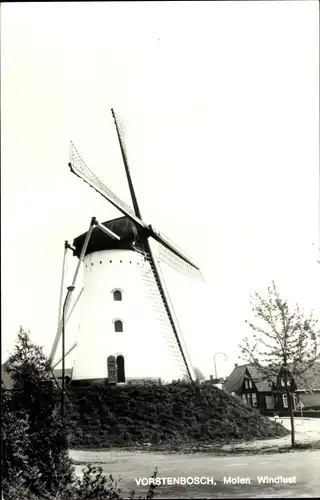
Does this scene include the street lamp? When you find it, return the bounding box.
[214,352,228,381]
[61,285,75,418]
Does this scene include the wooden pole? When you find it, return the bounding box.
[50,219,95,363]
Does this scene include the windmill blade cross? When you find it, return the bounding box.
[66,109,205,382]
[69,141,200,271]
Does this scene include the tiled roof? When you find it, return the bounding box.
[293,363,320,391]
[224,362,320,394]
[247,365,275,392]
[73,216,138,257]
[223,364,275,393]
[223,365,248,393]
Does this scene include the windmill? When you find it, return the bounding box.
[50,109,205,384]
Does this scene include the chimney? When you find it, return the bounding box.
[234,363,238,368]
[210,375,213,381]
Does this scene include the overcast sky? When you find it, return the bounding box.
[1,1,319,377]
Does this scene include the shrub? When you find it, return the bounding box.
[2,329,158,500]
[3,465,158,500]
[2,328,73,495]
[68,465,158,500]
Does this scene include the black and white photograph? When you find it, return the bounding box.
[1,1,320,498]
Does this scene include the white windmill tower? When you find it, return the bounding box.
[50,110,205,385]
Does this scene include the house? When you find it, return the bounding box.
[224,363,320,413]
[287,363,320,409]
[223,364,278,412]
[273,363,320,410]
[1,363,73,390]
[203,375,226,389]
[271,366,299,411]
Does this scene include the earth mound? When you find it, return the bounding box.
[65,380,289,448]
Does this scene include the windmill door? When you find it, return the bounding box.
[107,356,117,384]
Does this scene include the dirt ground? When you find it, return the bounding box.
[70,448,320,498]
[221,417,320,452]
[69,419,320,497]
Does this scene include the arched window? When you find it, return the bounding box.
[113,290,122,301]
[117,355,125,383]
[107,355,117,384]
[114,320,123,332]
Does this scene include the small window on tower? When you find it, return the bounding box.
[113,290,122,301]
[114,320,123,332]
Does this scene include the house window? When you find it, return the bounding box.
[114,320,123,332]
[281,378,286,387]
[249,380,253,389]
[242,394,247,403]
[245,380,249,389]
[117,355,125,383]
[113,290,122,301]
[282,394,288,408]
[252,393,258,407]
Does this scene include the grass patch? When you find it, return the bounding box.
[65,381,289,448]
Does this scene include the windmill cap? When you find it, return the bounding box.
[72,216,138,258]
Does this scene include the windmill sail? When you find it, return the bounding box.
[133,244,195,380]
[158,235,205,281]
[69,141,144,227]
[69,141,200,273]
[67,109,205,382]
[111,109,142,219]
[110,110,202,277]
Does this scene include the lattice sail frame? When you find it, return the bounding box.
[111,110,130,168]
[111,111,204,280]
[69,141,137,220]
[69,141,204,281]
[158,243,205,281]
[132,243,195,380]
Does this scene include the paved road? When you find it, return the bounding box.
[70,449,320,498]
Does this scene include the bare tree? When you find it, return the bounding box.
[239,281,320,447]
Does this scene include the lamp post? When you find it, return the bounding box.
[61,285,75,418]
[214,352,228,381]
